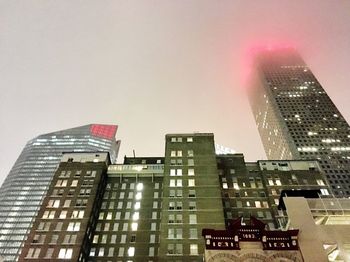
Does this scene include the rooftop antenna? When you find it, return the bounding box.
[133,150,136,158]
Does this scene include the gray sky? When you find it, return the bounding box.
[1,1,350,185]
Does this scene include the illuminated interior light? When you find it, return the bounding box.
[134,202,140,210]
[132,212,139,221]
[131,222,138,231]
[135,192,142,200]
[134,165,143,171]
[136,183,143,191]
[128,247,135,257]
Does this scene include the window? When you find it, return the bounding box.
[189,214,197,224]
[59,210,67,219]
[187,137,193,142]
[189,228,197,239]
[170,179,176,187]
[188,150,194,157]
[63,200,71,208]
[128,247,135,257]
[58,248,73,259]
[255,201,261,208]
[45,248,54,259]
[151,222,157,231]
[188,159,194,166]
[190,244,198,255]
[47,199,60,208]
[275,179,282,186]
[188,168,195,176]
[149,247,155,257]
[150,234,156,243]
[188,179,195,187]
[32,234,45,244]
[111,234,117,243]
[317,179,325,185]
[42,210,55,219]
[321,188,330,195]
[71,210,84,218]
[55,179,68,187]
[177,179,182,187]
[63,234,76,244]
[26,248,41,258]
[189,190,196,198]
[98,247,105,257]
[55,222,63,231]
[189,201,196,210]
[67,222,80,231]
[118,247,124,257]
[50,234,59,244]
[71,180,78,187]
[108,247,114,257]
[120,234,127,243]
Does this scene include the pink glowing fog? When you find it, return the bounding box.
[1,1,350,184]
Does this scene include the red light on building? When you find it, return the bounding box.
[90,124,118,140]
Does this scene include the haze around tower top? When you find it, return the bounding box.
[1,1,350,185]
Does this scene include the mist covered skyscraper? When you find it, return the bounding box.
[248,48,350,197]
[0,124,119,261]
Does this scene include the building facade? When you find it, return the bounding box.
[0,124,119,261]
[17,133,339,261]
[248,48,350,197]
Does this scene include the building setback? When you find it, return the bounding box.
[18,133,337,261]
[248,48,350,197]
[0,124,119,262]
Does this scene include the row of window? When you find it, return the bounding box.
[170,168,195,176]
[170,137,193,143]
[26,247,73,259]
[169,179,195,187]
[170,150,194,157]
[42,210,84,219]
[167,244,198,256]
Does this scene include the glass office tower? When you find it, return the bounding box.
[248,48,350,197]
[0,124,119,261]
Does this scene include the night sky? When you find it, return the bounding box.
[1,1,350,185]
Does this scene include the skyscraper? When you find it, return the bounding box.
[0,124,119,261]
[248,48,350,197]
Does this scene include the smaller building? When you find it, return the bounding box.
[282,195,350,262]
[202,216,303,261]
[18,152,110,261]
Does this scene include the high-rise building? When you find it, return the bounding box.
[18,133,341,261]
[248,48,350,197]
[0,124,119,261]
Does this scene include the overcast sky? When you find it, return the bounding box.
[1,1,350,185]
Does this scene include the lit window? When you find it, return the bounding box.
[188,150,194,157]
[131,222,138,231]
[136,183,143,191]
[187,137,193,142]
[190,244,198,255]
[118,247,124,257]
[98,247,104,256]
[188,169,195,176]
[128,247,135,257]
[189,214,197,224]
[67,222,80,232]
[275,179,282,186]
[58,248,73,259]
[135,192,142,200]
[71,180,78,187]
[317,179,325,186]
[321,189,329,195]
[132,212,139,221]
[222,183,228,189]
[188,179,195,187]
[59,210,67,219]
[170,169,176,176]
[189,228,197,239]
[177,169,182,176]
[170,179,176,187]
[134,202,141,210]
[176,179,182,187]
[255,201,261,208]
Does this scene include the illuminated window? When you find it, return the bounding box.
[59,210,67,219]
[131,222,138,231]
[67,222,80,231]
[187,137,193,142]
[128,247,135,257]
[189,214,197,224]
[190,244,198,255]
[188,179,195,187]
[58,248,73,259]
[71,180,78,187]
[188,168,195,176]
